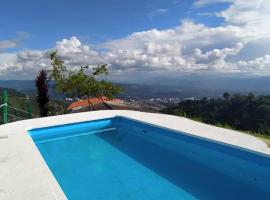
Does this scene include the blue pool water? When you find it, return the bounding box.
[29,117,270,200]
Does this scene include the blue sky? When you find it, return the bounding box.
[1,0,228,49]
[0,0,269,80]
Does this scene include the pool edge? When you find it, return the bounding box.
[1,110,270,200]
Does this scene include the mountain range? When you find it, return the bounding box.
[0,76,269,99]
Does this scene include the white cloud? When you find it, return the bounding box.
[55,36,101,66]
[192,43,244,70]
[236,55,270,72]
[1,0,270,78]
[218,0,269,24]
[0,53,18,74]
[0,40,18,51]
[147,8,169,20]
[101,20,249,72]
[217,0,270,40]
[0,50,51,76]
[0,33,29,51]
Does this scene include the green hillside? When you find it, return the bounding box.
[162,93,270,136]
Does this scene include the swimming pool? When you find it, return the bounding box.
[29,117,270,200]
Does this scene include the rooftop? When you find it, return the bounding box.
[67,97,123,111]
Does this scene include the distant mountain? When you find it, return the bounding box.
[0,87,26,97]
[0,80,215,99]
[0,77,269,99]
[114,76,270,98]
[143,76,270,93]
[0,80,35,91]
[0,80,63,99]
[117,83,212,99]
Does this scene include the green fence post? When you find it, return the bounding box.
[61,104,64,115]
[26,95,32,119]
[2,90,8,123]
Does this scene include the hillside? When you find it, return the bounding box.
[162,93,270,136]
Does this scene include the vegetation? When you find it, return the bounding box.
[35,70,50,117]
[49,51,122,110]
[162,92,270,136]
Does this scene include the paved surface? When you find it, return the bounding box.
[1,110,270,200]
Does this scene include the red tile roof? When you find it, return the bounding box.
[67,97,123,110]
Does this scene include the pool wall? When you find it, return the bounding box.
[113,117,270,192]
[30,116,270,193]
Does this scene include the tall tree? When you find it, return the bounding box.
[223,92,231,101]
[49,51,122,110]
[35,69,50,116]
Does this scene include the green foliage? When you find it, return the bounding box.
[162,93,270,136]
[223,92,230,101]
[35,69,50,117]
[49,51,122,109]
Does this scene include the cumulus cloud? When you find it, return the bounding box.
[0,0,270,78]
[101,18,257,72]
[236,55,270,73]
[218,0,269,24]
[0,53,18,74]
[217,0,270,40]
[0,37,102,76]
[55,36,101,66]
[0,49,50,76]
[193,43,243,64]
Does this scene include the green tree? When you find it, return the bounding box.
[35,69,50,116]
[247,92,256,100]
[49,51,122,110]
[223,92,230,101]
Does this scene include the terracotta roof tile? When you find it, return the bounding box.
[67,97,123,110]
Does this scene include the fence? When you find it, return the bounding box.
[0,90,37,124]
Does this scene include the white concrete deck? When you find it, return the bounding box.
[0,110,270,200]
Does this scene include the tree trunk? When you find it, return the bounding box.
[87,95,95,111]
[87,95,92,111]
[100,96,112,110]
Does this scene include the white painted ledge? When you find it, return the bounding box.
[0,110,270,200]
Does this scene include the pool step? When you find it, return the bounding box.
[35,127,117,144]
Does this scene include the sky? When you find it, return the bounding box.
[0,0,270,82]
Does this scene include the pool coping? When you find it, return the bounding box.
[1,110,270,200]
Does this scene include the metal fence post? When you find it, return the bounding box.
[26,95,32,119]
[61,104,64,114]
[2,90,8,123]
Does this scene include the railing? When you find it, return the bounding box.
[0,90,36,124]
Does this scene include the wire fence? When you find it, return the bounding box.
[0,91,37,124]
[1,90,66,124]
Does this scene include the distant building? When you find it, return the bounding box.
[183,97,195,101]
